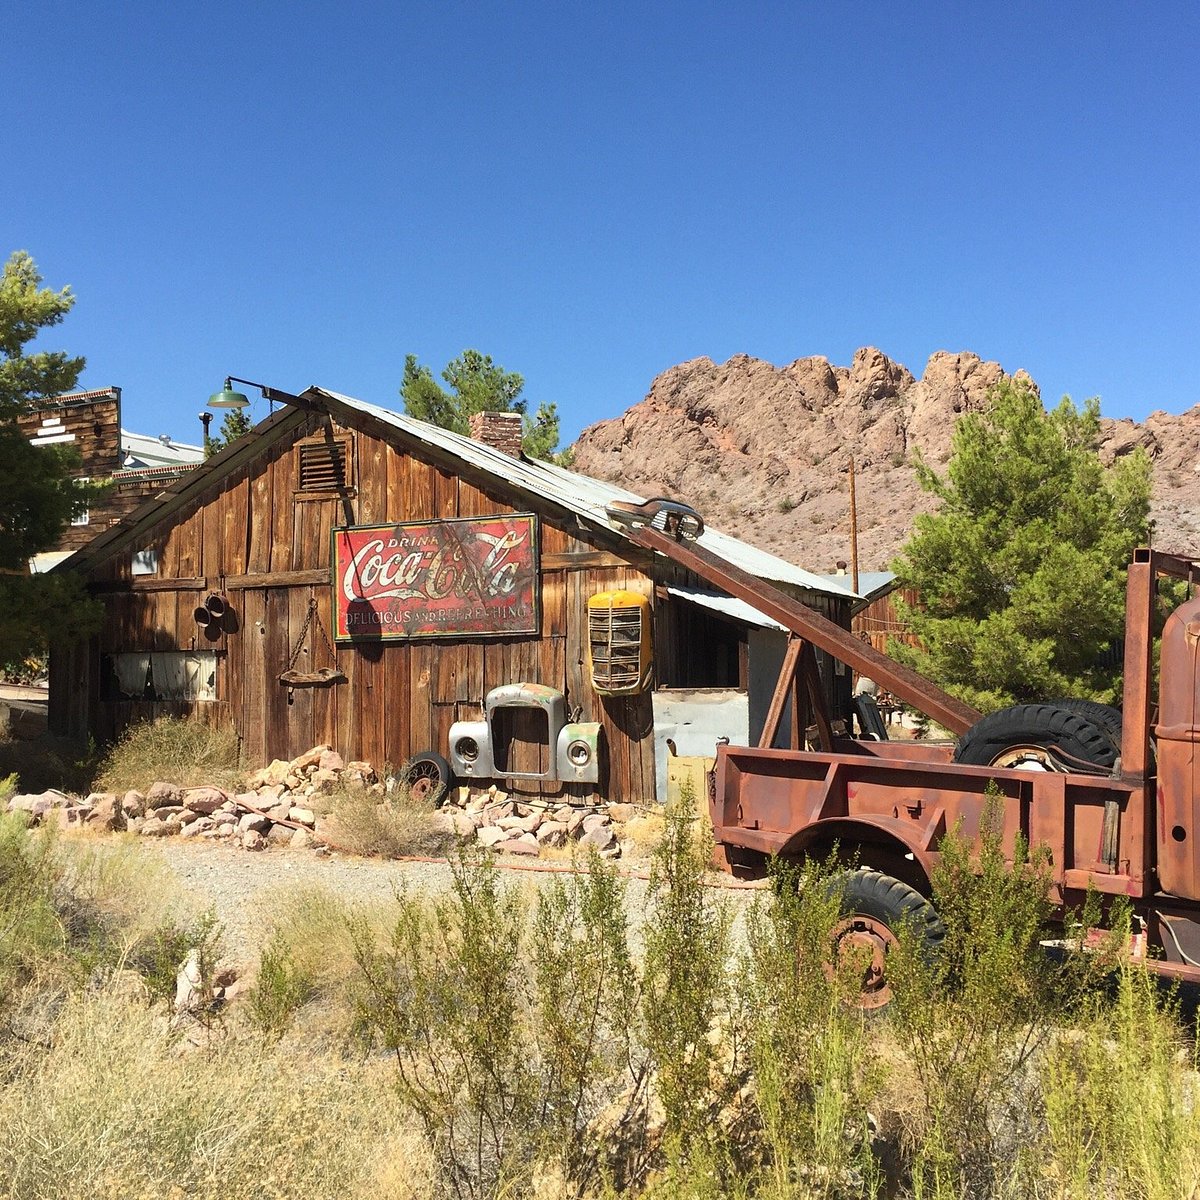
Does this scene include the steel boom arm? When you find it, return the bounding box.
[624,523,981,736]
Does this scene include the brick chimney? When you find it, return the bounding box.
[468,410,524,457]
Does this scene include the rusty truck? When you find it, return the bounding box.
[606,497,1200,1003]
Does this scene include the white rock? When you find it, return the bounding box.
[536,820,568,848]
[174,950,204,1012]
[452,812,481,838]
[496,833,539,857]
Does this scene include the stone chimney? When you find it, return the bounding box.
[468,410,524,457]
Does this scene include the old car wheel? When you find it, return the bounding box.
[400,752,452,806]
[828,868,945,1010]
[953,703,1116,774]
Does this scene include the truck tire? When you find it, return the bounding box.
[1049,699,1123,750]
[953,703,1116,774]
[829,868,944,1010]
[399,752,452,806]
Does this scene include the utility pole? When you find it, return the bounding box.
[848,456,860,594]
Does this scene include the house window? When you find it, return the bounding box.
[102,651,218,701]
[131,548,159,576]
[70,508,90,527]
[296,435,353,495]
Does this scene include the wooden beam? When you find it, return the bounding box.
[89,577,205,594]
[800,642,835,751]
[758,635,803,750]
[542,550,652,571]
[224,569,328,589]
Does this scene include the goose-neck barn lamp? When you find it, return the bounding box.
[207,377,315,415]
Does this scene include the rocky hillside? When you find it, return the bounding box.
[571,348,1200,572]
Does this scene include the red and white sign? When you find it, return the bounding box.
[332,515,539,640]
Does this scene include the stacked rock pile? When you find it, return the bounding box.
[439,785,633,860]
[4,744,379,851]
[5,746,645,861]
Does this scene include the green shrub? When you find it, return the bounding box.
[739,860,881,1198]
[247,935,314,1039]
[1042,952,1200,1200]
[640,782,736,1187]
[884,803,1109,1198]
[351,851,643,1198]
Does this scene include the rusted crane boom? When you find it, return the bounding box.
[608,500,980,735]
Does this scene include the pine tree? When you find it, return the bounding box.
[890,378,1151,712]
[401,350,569,462]
[0,251,101,673]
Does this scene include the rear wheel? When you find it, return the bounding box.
[953,703,1116,774]
[399,752,452,806]
[828,868,944,1009]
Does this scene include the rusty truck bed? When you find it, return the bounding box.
[711,743,1146,901]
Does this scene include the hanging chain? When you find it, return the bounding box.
[286,597,338,669]
[312,598,339,660]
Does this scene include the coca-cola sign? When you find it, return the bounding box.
[332,515,539,640]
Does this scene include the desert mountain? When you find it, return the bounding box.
[570,348,1200,574]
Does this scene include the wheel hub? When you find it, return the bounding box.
[990,744,1060,772]
[829,915,899,1009]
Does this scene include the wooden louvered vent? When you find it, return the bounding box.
[296,437,352,495]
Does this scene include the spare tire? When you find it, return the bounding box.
[954,703,1116,774]
[1049,699,1123,749]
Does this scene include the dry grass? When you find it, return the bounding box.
[325,785,454,859]
[0,990,435,1200]
[621,810,666,857]
[243,883,402,1044]
[94,716,242,794]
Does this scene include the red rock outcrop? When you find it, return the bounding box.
[570,349,1200,572]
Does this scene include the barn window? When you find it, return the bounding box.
[102,651,217,701]
[654,595,748,690]
[296,435,353,495]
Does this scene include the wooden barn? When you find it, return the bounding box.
[49,389,861,803]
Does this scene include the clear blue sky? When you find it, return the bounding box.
[6,2,1198,447]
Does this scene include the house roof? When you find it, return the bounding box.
[60,387,860,603]
[119,429,204,470]
[665,585,789,632]
[314,390,858,601]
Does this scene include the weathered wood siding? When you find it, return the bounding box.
[52,413,659,802]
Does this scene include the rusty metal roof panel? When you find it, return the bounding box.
[316,389,856,601]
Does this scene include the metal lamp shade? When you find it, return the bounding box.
[207,386,250,409]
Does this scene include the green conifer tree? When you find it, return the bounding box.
[890,378,1152,712]
[400,349,570,463]
[0,251,102,673]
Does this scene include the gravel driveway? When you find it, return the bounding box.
[146,840,763,966]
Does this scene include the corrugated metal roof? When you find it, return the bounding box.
[120,430,204,469]
[813,571,895,602]
[315,389,857,601]
[666,585,789,631]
